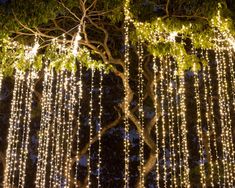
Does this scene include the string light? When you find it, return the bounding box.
[204,50,221,186]
[49,69,62,187]
[4,68,37,188]
[159,57,167,188]
[153,58,160,188]
[178,70,190,188]
[213,24,234,186]
[174,65,183,187]
[74,61,83,187]
[167,58,177,187]
[87,66,95,188]
[35,64,54,188]
[193,60,207,188]
[124,0,131,187]
[97,69,103,188]
[65,71,77,186]
[137,39,145,187]
[4,69,22,187]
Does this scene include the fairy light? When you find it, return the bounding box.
[178,70,190,188]
[204,50,222,186]
[201,61,214,187]
[174,66,183,187]
[58,70,67,186]
[65,71,77,187]
[49,70,60,188]
[21,69,38,187]
[167,58,177,187]
[36,64,54,188]
[159,57,167,188]
[137,39,145,187]
[87,66,95,188]
[165,57,172,186]
[219,40,234,187]
[124,0,131,187]
[153,58,160,188]
[4,69,22,187]
[57,70,65,187]
[4,67,37,188]
[213,23,234,186]
[228,48,235,110]
[97,69,103,188]
[75,62,83,187]
[214,10,235,185]
[193,61,207,188]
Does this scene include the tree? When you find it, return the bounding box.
[0,0,234,187]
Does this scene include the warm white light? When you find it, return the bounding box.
[168,32,178,42]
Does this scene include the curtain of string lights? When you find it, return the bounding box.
[0,3,235,188]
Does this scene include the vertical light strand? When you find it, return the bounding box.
[205,50,221,186]
[137,39,145,187]
[178,70,190,188]
[228,47,235,109]
[53,70,64,187]
[3,69,22,187]
[65,71,77,187]
[74,61,83,187]
[168,59,177,187]
[42,68,54,188]
[193,62,206,188]
[159,57,167,188]
[97,69,103,188]
[11,71,24,187]
[87,67,94,188]
[213,15,233,186]
[59,70,68,186]
[20,68,38,187]
[201,51,214,187]
[220,44,234,187]
[173,68,183,187]
[174,66,183,188]
[219,35,235,186]
[227,48,235,180]
[214,29,230,186]
[165,56,172,186]
[153,58,160,188]
[124,0,131,187]
[35,65,49,187]
[36,65,54,188]
[18,71,30,188]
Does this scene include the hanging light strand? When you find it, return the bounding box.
[178,71,190,188]
[214,28,231,186]
[65,71,77,187]
[97,69,103,188]
[159,57,167,188]
[205,50,221,186]
[87,67,95,188]
[193,62,207,187]
[75,61,83,187]
[20,68,37,187]
[3,69,22,187]
[11,71,25,187]
[167,58,177,187]
[124,0,131,187]
[137,39,145,187]
[201,60,215,187]
[153,57,160,188]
